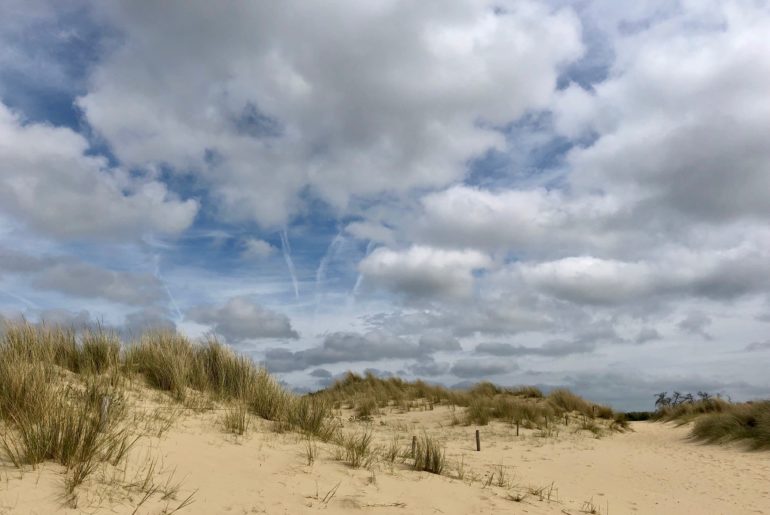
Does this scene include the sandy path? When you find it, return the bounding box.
[2,407,769,514]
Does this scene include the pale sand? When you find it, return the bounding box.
[2,403,769,514]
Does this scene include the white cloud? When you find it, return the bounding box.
[359,245,492,298]
[241,238,275,259]
[78,0,582,227]
[561,1,770,222]
[0,103,198,240]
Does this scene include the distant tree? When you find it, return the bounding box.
[654,392,671,409]
[697,391,712,401]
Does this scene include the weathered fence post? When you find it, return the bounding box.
[516,420,519,436]
[565,414,569,426]
[475,429,480,451]
[412,435,417,458]
[99,395,111,432]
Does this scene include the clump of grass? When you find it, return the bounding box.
[334,428,376,468]
[246,368,290,421]
[610,413,630,432]
[382,434,401,464]
[354,395,378,421]
[510,386,544,398]
[125,332,195,400]
[287,396,335,440]
[412,433,445,475]
[465,399,492,425]
[690,401,770,449]
[221,403,250,435]
[0,379,135,493]
[304,436,317,466]
[79,327,121,375]
[547,388,593,417]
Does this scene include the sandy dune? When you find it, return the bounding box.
[2,402,769,515]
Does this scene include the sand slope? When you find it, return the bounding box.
[2,405,769,514]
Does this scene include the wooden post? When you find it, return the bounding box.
[545,416,548,429]
[411,435,417,458]
[516,420,519,436]
[592,405,596,418]
[565,414,568,426]
[475,429,480,451]
[99,395,111,432]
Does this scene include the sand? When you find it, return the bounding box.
[2,401,769,514]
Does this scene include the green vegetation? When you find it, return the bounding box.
[412,432,446,474]
[654,390,770,449]
[0,319,336,502]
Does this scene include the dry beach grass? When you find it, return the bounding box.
[1,320,768,514]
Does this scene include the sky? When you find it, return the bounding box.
[1,0,769,410]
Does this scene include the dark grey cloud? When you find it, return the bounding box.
[417,331,462,353]
[634,327,661,344]
[558,372,770,412]
[263,330,420,372]
[1,248,166,306]
[677,312,713,340]
[186,296,298,343]
[406,356,450,377]
[745,340,770,352]
[450,358,516,379]
[475,339,596,358]
[122,307,176,337]
[309,368,332,378]
[35,262,165,306]
[474,322,620,358]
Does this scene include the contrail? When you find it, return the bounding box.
[280,229,300,299]
[154,255,183,322]
[315,233,343,301]
[351,240,376,299]
[0,287,38,309]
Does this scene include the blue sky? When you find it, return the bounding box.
[2,0,770,410]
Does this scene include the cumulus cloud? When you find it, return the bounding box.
[186,296,298,342]
[0,103,197,240]
[414,185,619,255]
[241,238,275,259]
[561,1,770,223]
[77,0,582,227]
[359,246,491,298]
